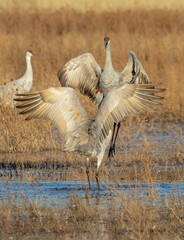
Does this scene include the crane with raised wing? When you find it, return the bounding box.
[57,37,152,158]
[15,81,164,190]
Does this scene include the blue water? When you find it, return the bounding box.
[0,180,183,208]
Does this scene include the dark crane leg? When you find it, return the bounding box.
[86,158,91,190]
[86,167,91,190]
[108,122,121,159]
[95,171,100,191]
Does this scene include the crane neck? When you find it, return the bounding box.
[104,47,114,72]
[25,55,33,79]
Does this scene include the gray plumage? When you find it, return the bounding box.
[0,51,35,107]
[57,37,153,159]
[57,53,101,101]
[57,37,150,100]
[15,83,164,189]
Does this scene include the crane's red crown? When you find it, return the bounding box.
[97,89,103,94]
[104,37,110,41]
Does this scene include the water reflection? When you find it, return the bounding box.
[0,180,183,208]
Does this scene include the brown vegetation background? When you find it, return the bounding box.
[1,0,184,11]
[0,5,183,152]
[0,4,183,239]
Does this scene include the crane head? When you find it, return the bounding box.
[96,89,104,108]
[27,50,35,57]
[104,37,110,49]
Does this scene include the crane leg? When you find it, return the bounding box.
[95,171,100,191]
[112,122,121,153]
[86,158,91,190]
[108,122,121,159]
[86,167,91,190]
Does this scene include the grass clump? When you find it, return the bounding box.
[0,192,183,240]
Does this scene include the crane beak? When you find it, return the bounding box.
[104,40,108,48]
[27,50,36,56]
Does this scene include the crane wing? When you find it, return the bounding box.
[15,87,91,151]
[57,53,102,101]
[121,51,151,84]
[95,83,164,143]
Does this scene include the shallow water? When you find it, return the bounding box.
[0,179,183,208]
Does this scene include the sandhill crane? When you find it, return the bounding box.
[0,50,35,107]
[15,82,164,190]
[57,37,152,158]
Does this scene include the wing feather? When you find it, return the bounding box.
[57,53,102,101]
[15,87,91,151]
[121,51,151,84]
[95,83,164,144]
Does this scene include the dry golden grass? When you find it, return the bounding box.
[0,7,183,240]
[0,8,183,153]
[1,0,184,11]
[0,192,183,240]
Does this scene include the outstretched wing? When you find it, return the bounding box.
[57,53,102,101]
[121,51,151,84]
[15,87,91,151]
[95,83,164,143]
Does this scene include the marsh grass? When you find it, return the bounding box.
[0,7,183,240]
[1,0,184,11]
[0,7,183,153]
[0,117,183,182]
[0,189,183,240]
